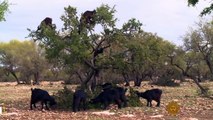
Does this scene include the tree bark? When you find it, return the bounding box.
[204,57,213,78]
[122,72,130,86]
[33,71,40,85]
[10,71,20,84]
[82,69,95,89]
[134,73,141,87]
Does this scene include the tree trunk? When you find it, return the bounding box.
[122,72,130,86]
[204,56,213,78]
[134,74,141,87]
[90,75,97,92]
[189,75,207,94]
[10,71,20,84]
[33,71,40,85]
[82,70,95,89]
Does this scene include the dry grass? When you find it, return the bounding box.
[0,81,213,120]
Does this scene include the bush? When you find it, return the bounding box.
[127,87,143,107]
[151,76,180,87]
[86,87,104,109]
[53,85,103,110]
[53,86,74,110]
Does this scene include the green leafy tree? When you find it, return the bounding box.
[28,4,179,88]
[187,0,213,16]
[0,0,9,21]
[184,20,213,78]
[109,18,176,86]
[29,5,117,90]
[169,46,209,94]
[0,40,19,83]
[0,40,48,84]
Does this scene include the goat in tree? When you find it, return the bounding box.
[37,17,56,31]
[78,10,96,34]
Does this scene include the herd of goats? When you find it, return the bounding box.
[30,82,162,112]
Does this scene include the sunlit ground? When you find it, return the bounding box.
[0,81,212,120]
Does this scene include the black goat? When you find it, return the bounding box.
[100,82,113,90]
[30,88,56,110]
[135,89,162,107]
[101,83,128,107]
[92,82,128,108]
[72,89,87,112]
[90,88,122,109]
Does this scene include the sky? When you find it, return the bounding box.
[0,0,211,45]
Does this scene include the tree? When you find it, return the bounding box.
[0,0,9,21]
[28,4,178,89]
[29,5,117,90]
[0,40,48,84]
[169,47,209,94]
[184,20,213,78]
[187,0,213,16]
[128,33,175,86]
[108,18,176,86]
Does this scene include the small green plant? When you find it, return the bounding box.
[127,87,143,107]
[53,86,74,109]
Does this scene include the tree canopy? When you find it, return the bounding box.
[28,4,177,89]
[188,0,213,16]
[0,40,48,84]
[0,0,9,21]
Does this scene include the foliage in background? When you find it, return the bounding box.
[184,20,213,79]
[0,0,9,21]
[188,0,213,16]
[0,40,49,84]
[0,3,211,96]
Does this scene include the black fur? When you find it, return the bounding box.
[90,88,122,109]
[30,88,56,110]
[78,10,96,34]
[37,17,55,31]
[72,89,87,112]
[135,89,162,107]
[100,83,128,107]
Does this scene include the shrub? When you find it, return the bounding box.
[53,86,74,109]
[127,87,143,107]
[151,76,180,87]
[53,85,102,110]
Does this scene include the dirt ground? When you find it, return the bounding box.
[0,81,212,120]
